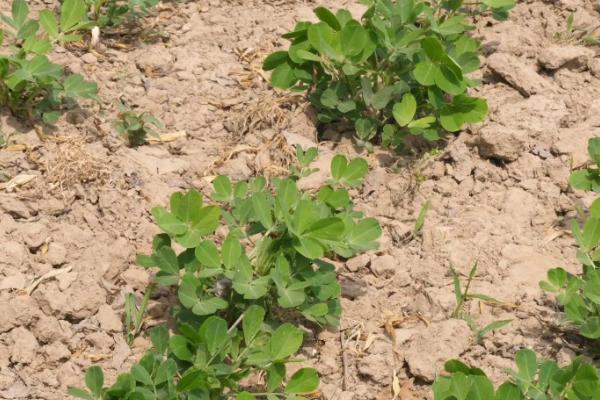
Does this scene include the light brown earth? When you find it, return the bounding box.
[1,0,600,399]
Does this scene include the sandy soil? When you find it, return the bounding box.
[1,0,600,399]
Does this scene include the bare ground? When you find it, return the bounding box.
[1,0,600,399]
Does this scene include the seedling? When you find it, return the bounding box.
[113,102,163,147]
[450,261,511,343]
[69,148,381,398]
[0,0,98,124]
[264,0,514,150]
[413,200,430,237]
[434,349,600,399]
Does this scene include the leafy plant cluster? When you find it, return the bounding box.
[0,0,98,123]
[114,100,163,147]
[84,0,160,28]
[69,149,382,399]
[539,138,600,339]
[263,0,515,150]
[433,349,600,400]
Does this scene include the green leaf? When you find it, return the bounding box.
[305,217,345,241]
[212,176,232,202]
[314,7,341,30]
[61,0,87,32]
[191,296,228,316]
[414,60,437,86]
[331,154,347,181]
[195,240,221,269]
[39,10,59,39]
[252,192,273,229]
[271,62,297,89]
[422,37,446,61]
[200,317,229,355]
[243,305,265,345]
[152,245,179,277]
[222,234,242,269]
[580,317,600,339]
[131,364,153,386]
[342,157,369,186]
[393,93,417,127]
[440,95,488,132]
[12,0,28,29]
[67,388,93,400]
[434,63,466,95]
[515,349,537,383]
[276,178,299,211]
[588,138,600,165]
[170,335,193,361]
[267,363,286,392]
[307,22,339,59]
[285,368,320,394]
[85,366,104,397]
[495,382,521,400]
[340,21,367,56]
[263,51,289,71]
[347,218,381,250]
[270,323,304,360]
[170,190,203,222]
[237,392,256,400]
[149,326,169,354]
[63,74,98,100]
[17,20,39,40]
[372,86,394,110]
[354,118,377,141]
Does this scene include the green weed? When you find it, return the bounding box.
[450,261,511,343]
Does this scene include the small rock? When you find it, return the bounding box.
[215,157,252,181]
[121,267,150,290]
[81,53,97,64]
[96,304,122,332]
[358,338,394,384]
[0,300,17,333]
[487,53,550,97]
[9,327,39,364]
[46,242,67,266]
[404,319,472,382]
[0,273,26,290]
[589,58,600,78]
[21,222,48,249]
[346,253,370,272]
[56,271,77,291]
[477,124,527,162]
[371,254,396,278]
[43,342,71,363]
[0,195,30,218]
[538,46,594,70]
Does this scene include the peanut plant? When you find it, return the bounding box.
[263,0,514,150]
[540,138,600,340]
[69,150,382,399]
[434,349,600,400]
[0,0,98,124]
